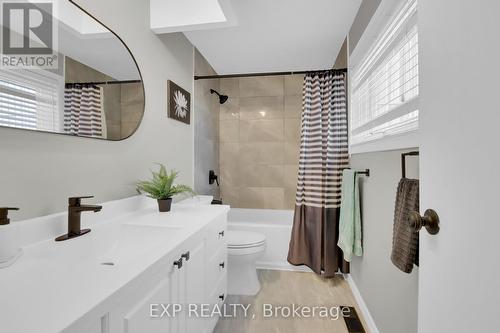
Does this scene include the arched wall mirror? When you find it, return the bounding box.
[0,0,145,140]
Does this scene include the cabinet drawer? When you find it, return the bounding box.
[206,215,227,255]
[209,273,227,306]
[199,273,227,333]
[207,245,227,292]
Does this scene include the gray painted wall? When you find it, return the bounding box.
[349,0,382,54]
[0,0,195,220]
[334,39,348,69]
[193,50,220,198]
[350,149,419,333]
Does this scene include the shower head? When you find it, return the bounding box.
[219,94,229,104]
[210,89,229,105]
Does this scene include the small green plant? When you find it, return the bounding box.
[136,164,195,200]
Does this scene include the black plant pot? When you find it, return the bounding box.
[157,198,172,212]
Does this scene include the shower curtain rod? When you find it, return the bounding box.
[194,68,347,80]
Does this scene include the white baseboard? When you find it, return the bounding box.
[256,261,313,273]
[346,275,380,333]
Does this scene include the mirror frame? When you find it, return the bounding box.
[0,0,146,141]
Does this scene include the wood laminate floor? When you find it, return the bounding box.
[213,269,368,333]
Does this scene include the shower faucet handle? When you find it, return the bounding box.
[209,170,219,186]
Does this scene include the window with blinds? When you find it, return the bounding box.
[350,0,418,146]
[0,70,61,132]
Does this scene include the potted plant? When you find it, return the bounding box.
[136,164,195,212]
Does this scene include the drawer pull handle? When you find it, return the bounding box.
[173,258,183,269]
[181,251,190,261]
[218,230,225,238]
[219,262,225,269]
[219,294,225,302]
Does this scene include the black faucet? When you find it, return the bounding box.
[55,196,102,242]
[0,207,19,225]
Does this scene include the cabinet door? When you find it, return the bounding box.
[123,267,176,333]
[183,241,207,333]
[120,242,207,333]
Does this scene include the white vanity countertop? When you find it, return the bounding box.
[0,200,229,333]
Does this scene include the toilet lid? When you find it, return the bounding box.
[226,231,266,248]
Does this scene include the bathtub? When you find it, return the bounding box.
[227,208,311,272]
[176,197,310,272]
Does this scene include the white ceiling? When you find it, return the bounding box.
[182,0,362,74]
[150,0,237,34]
[59,24,140,81]
[58,0,109,36]
[26,1,139,80]
[57,1,140,80]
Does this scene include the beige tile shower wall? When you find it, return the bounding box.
[219,75,303,210]
[120,82,145,138]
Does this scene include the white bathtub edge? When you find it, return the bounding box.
[227,222,292,229]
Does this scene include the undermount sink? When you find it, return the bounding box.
[29,221,182,267]
[98,224,181,266]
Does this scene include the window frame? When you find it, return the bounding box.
[349,0,419,154]
[0,69,64,133]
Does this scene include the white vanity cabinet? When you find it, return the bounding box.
[120,240,207,333]
[64,212,228,333]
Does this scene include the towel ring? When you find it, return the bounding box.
[401,151,419,178]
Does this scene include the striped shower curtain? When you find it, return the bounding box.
[64,84,105,138]
[287,70,349,277]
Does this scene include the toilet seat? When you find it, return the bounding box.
[228,243,266,256]
[226,231,266,249]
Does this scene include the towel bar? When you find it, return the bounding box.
[401,151,419,178]
[347,168,370,177]
[355,169,370,177]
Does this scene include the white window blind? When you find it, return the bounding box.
[351,0,418,146]
[0,70,61,132]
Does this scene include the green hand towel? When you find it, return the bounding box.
[338,169,362,262]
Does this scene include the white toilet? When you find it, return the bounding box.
[226,230,266,296]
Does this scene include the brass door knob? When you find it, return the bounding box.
[409,209,440,235]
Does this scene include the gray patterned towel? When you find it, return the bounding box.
[391,178,419,273]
